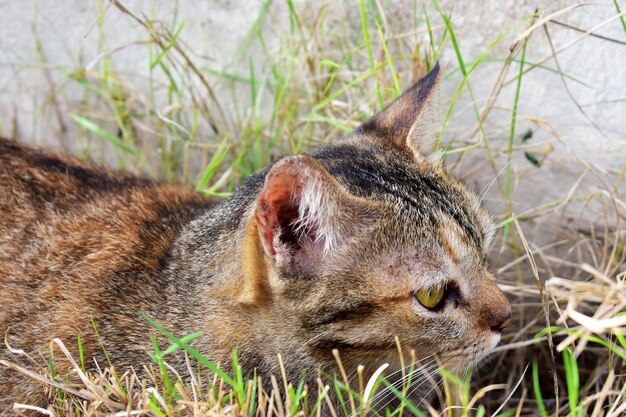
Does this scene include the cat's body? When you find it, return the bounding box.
[0,65,511,412]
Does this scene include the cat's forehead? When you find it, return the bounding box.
[376,215,479,261]
[370,244,450,283]
[310,142,491,253]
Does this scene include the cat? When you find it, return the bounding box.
[0,63,511,413]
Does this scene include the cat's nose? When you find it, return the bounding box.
[477,279,512,332]
[491,310,512,332]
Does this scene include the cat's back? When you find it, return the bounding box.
[0,136,210,307]
[0,138,208,277]
[0,138,209,346]
[0,137,205,218]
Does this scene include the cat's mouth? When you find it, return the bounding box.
[470,332,502,364]
[489,331,502,350]
[433,332,502,370]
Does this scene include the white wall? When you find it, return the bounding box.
[1,0,624,245]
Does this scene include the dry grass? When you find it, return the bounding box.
[0,0,625,416]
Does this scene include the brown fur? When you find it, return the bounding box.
[0,64,511,413]
[0,139,208,407]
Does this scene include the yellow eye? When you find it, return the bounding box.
[415,285,446,309]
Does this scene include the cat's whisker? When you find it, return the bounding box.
[403,362,456,410]
[373,356,437,391]
[345,365,361,385]
[353,365,421,416]
[365,353,436,387]
[368,361,442,413]
[390,353,436,376]
[414,375,445,409]
[413,362,466,410]
[363,359,440,413]
[301,331,332,350]
[461,362,473,385]
[344,350,389,384]
[387,362,438,395]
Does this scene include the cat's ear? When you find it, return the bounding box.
[356,62,441,160]
[255,155,358,275]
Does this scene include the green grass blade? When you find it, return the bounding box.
[285,0,297,33]
[224,0,271,71]
[536,327,626,361]
[70,114,138,156]
[381,379,428,417]
[196,136,231,192]
[532,358,549,417]
[313,64,385,112]
[148,395,168,417]
[249,58,257,111]
[358,0,383,110]
[231,347,246,405]
[563,348,579,414]
[150,334,175,397]
[150,19,186,70]
[438,14,534,139]
[615,328,626,350]
[310,115,353,132]
[48,354,64,403]
[423,3,436,59]
[160,331,203,356]
[76,332,85,372]
[613,0,626,35]
[141,313,236,387]
[310,385,330,417]
[432,0,465,74]
[90,316,127,397]
[445,58,592,87]
[248,373,258,417]
[502,36,528,243]
[376,22,401,97]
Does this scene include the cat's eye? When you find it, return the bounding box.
[415,285,446,309]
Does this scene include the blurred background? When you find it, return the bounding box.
[0,0,624,415]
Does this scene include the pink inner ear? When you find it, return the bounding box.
[256,169,302,257]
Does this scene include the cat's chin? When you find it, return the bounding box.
[441,332,503,369]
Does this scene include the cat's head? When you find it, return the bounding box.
[248,63,510,376]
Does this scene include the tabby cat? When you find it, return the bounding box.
[0,64,511,412]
